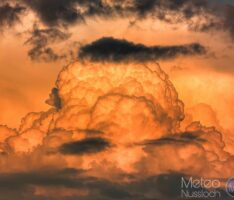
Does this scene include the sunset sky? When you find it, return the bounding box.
[0,0,234,199]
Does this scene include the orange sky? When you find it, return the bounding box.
[0,2,234,198]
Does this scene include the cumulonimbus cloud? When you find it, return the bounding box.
[0,60,233,199]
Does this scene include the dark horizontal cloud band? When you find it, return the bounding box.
[78,37,206,63]
[59,137,111,155]
[20,0,234,40]
[1,1,234,42]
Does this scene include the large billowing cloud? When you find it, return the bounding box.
[78,37,206,63]
[0,60,233,199]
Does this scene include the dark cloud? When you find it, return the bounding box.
[0,168,131,200]
[0,2,25,30]
[4,0,230,62]
[59,137,111,155]
[45,88,62,110]
[79,129,104,135]
[19,0,234,40]
[21,0,207,27]
[0,170,181,199]
[132,0,234,39]
[22,0,82,26]
[0,168,81,189]
[132,0,207,20]
[22,0,112,27]
[0,171,177,199]
[27,47,62,62]
[0,0,232,41]
[0,169,230,200]
[25,24,71,62]
[78,37,206,63]
[142,131,207,146]
[223,4,234,39]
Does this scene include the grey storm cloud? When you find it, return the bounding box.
[0,168,131,199]
[45,87,62,110]
[25,24,71,62]
[0,2,25,29]
[0,0,231,62]
[20,0,211,26]
[1,1,234,40]
[21,0,112,26]
[224,4,234,39]
[0,168,81,189]
[0,169,231,200]
[18,0,234,39]
[59,137,111,155]
[78,37,206,63]
[142,131,207,146]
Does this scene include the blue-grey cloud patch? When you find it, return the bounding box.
[59,137,111,155]
[142,131,207,146]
